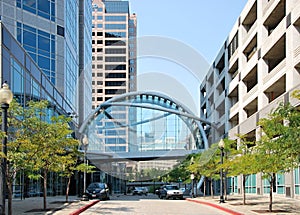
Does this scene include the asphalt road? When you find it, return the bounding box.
[80,194,229,215]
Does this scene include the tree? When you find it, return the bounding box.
[222,136,257,204]
[4,100,80,211]
[169,154,195,184]
[189,143,220,198]
[256,94,300,212]
[5,100,33,215]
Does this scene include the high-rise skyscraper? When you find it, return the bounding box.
[91,0,137,109]
[89,0,137,191]
[91,0,137,154]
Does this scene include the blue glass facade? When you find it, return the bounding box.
[1,23,74,116]
[105,15,126,21]
[78,0,93,126]
[1,0,93,122]
[0,0,93,197]
[16,22,56,84]
[16,0,56,21]
[103,1,129,13]
[105,24,127,29]
[64,0,79,111]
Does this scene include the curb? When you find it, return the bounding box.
[69,200,100,215]
[186,198,244,215]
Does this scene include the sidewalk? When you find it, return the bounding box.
[5,195,94,215]
[187,194,300,215]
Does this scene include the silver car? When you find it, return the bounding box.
[157,185,183,200]
[132,187,148,195]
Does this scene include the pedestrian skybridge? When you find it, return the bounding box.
[79,91,212,166]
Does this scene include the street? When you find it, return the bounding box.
[80,194,229,215]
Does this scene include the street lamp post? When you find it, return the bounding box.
[190,173,195,198]
[218,139,225,203]
[0,83,13,215]
[82,134,89,201]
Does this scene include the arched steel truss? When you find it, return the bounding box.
[80,91,214,154]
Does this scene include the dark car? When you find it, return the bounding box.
[85,182,110,200]
[156,185,183,200]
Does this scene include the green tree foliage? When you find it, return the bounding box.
[222,136,257,204]
[255,92,300,211]
[168,155,193,183]
[4,100,80,212]
[189,143,220,198]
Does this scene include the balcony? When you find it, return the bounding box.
[263,75,286,104]
[259,93,285,119]
[263,0,286,36]
[243,85,258,103]
[242,1,257,42]
[239,113,257,134]
[228,74,239,95]
[263,0,277,16]
[228,59,239,81]
[229,101,240,118]
[263,34,286,75]
[243,34,257,62]
[263,59,286,85]
[228,124,239,140]
[243,97,258,118]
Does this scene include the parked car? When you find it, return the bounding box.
[132,187,148,195]
[156,185,183,200]
[85,182,110,200]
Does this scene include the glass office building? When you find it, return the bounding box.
[0,0,93,196]
[0,0,93,127]
[0,22,77,195]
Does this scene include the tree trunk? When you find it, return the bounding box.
[242,174,246,205]
[7,180,12,215]
[224,174,227,200]
[6,163,15,215]
[269,175,274,212]
[43,170,48,210]
[210,178,214,198]
[66,177,71,202]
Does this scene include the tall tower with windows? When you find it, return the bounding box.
[91,0,137,109]
[90,0,137,192]
[91,0,137,153]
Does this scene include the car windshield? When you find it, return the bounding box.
[165,185,179,190]
[88,183,105,189]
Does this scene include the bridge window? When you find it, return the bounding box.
[105,146,126,152]
[105,130,126,136]
[105,138,126,144]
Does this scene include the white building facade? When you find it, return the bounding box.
[200,0,300,199]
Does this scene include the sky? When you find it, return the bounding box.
[128,0,248,115]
